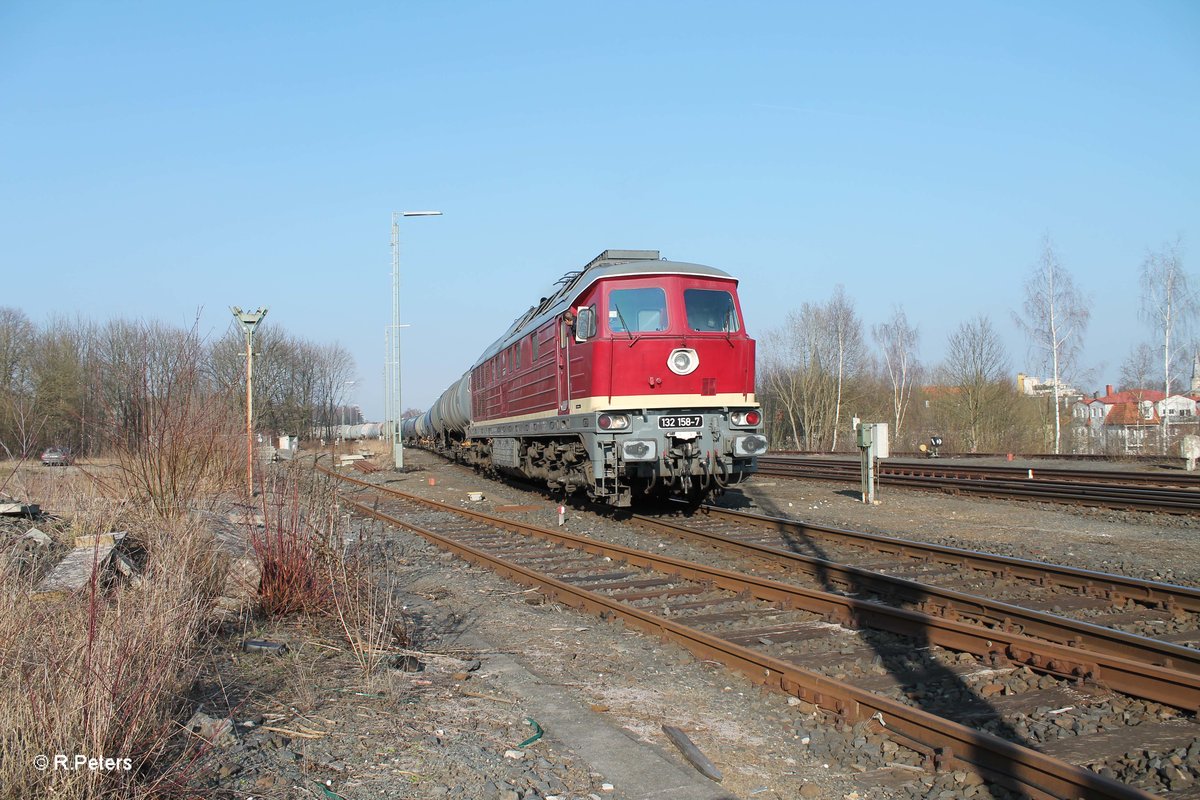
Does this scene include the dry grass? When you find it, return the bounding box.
[0,500,224,800]
[329,542,397,682]
[0,451,393,798]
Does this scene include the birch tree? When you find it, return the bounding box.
[797,303,839,449]
[1141,240,1197,453]
[1013,237,1090,454]
[872,307,920,440]
[1140,240,1197,397]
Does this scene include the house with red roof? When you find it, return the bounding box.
[1069,384,1182,454]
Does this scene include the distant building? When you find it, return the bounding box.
[1016,372,1079,398]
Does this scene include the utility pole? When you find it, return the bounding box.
[232,306,268,496]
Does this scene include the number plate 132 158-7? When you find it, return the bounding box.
[658,415,703,429]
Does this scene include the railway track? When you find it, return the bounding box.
[773,451,1168,465]
[756,456,1200,513]
[658,504,1200,637]
[628,506,1200,709]
[322,466,1198,799]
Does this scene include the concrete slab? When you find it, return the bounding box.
[35,542,118,596]
[450,630,739,800]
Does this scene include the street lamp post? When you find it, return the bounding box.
[231,306,268,496]
[341,380,357,428]
[389,210,442,470]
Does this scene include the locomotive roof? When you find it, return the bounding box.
[474,251,736,366]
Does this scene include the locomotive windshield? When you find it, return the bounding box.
[609,287,668,333]
[685,289,740,332]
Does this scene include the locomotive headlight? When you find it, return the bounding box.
[667,348,699,376]
[621,439,657,461]
[732,434,768,457]
[731,410,762,427]
[597,413,630,430]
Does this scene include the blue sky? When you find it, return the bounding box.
[2,1,1197,418]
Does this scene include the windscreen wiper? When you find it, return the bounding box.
[613,306,639,347]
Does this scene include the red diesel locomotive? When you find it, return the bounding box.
[402,249,767,506]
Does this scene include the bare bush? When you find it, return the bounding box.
[93,321,242,516]
[249,472,340,617]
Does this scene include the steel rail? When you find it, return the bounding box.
[333,485,1156,800]
[695,505,1200,615]
[629,512,1200,699]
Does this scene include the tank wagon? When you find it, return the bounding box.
[407,249,767,506]
[327,423,383,441]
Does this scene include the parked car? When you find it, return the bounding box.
[40,447,72,466]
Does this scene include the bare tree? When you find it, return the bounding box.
[794,303,839,450]
[826,286,864,451]
[0,307,34,392]
[940,315,1010,453]
[1013,237,1090,454]
[212,324,358,440]
[33,320,88,451]
[759,316,807,449]
[1119,343,1157,392]
[759,305,841,450]
[0,308,36,456]
[871,307,920,441]
[1140,239,1197,397]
